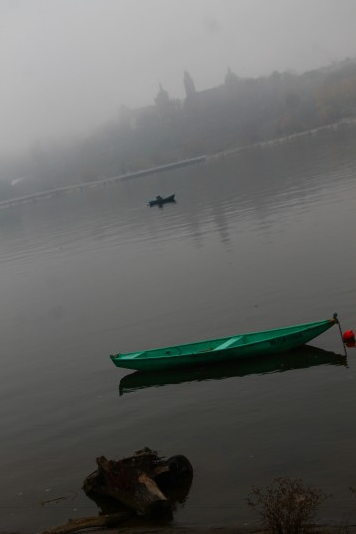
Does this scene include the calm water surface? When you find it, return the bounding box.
[1,127,356,532]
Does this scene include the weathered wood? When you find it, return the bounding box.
[43,449,193,534]
[83,448,176,518]
[41,511,131,534]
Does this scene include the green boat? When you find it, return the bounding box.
[110,314,339,372]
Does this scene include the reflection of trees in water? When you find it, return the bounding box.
[211,204,231,248]
[194,127,356,239]
[113,127,356,253]
[1,127,355,258]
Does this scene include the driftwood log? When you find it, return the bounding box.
[83,447,193,519]
[41,511,131,534]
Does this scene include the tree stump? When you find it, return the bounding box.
[83,447,193,519]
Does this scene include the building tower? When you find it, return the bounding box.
[184,71,196,98]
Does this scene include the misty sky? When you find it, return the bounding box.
[1,0,356,156]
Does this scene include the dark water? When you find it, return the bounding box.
[1,126,356,532]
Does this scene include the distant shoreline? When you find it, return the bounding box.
[1,116,356,210]
[209,116,356,161]
[6,522,356,534]
[0,155,206,210]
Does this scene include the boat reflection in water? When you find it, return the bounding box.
[119,345,347,395]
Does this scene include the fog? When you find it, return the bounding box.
[1,0,356,156]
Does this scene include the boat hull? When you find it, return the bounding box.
[110,318,337,372]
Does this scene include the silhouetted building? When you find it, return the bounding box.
[225,67,239,90]
[119,103,158,130]
[184,71,196,98]
[155,83,170,107]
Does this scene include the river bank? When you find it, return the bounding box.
[35,523,356,534]
[208,116,356,162]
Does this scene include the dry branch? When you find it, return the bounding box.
[41,511,131,534]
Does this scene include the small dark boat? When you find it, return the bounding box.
[148,194,176,207]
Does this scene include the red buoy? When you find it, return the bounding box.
[342,329,355,347]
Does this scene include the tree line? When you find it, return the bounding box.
[1,57,356,200]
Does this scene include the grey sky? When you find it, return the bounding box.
[1,0,356,155]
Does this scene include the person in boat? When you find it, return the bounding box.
[156,195,163,202]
